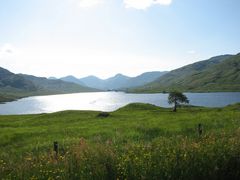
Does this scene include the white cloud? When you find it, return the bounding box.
[1,44,14,53]
[76,0,104,8]
[124,0,172,10]
[0,44,15,59]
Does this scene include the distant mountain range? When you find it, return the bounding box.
[128,53,240,93]
[59,71,167,90]
[1,52,239,102]
[0,67,98,102]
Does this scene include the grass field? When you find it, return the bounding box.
[0,103,240,179]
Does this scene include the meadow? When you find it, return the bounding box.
[0,103,240,179]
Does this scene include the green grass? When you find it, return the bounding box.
[1,103,240,179]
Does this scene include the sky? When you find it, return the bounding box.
[0,0,240,79]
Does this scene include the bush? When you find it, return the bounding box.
[97,112,110,117]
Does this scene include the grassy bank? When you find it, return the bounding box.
[0,103,240,179]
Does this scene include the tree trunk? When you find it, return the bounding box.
[173,101,177,112]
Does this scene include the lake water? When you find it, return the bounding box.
[0,92,240,115]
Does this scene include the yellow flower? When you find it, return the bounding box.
[25,157,32,161]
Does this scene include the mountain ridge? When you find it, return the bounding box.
[128,54,239,93]
[0,67,98,103]
[60,71,167,90]
[1,52,239,103]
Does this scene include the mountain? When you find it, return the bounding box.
[79,74,131,90]
[0,67,98,102]
[104,74,131,90]
[48,77,57,80]
[128,54,240,93]
[121,71,167,89]
[60,75,86,86]
[79,75,105,89]
[0,67,36,92]
[19,74,97,94]
[61,72,167,90]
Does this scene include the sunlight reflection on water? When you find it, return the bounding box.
[0,92,239,115]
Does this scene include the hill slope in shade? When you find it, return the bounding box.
[0,67,36,91]
[129,54,240,92]
[19,74,98,94]
[0,67,98,102]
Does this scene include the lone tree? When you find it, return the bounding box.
[168,91,189,112]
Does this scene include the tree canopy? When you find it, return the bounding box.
[168,91,189,112]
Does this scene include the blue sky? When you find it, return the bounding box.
[0,0,239,78]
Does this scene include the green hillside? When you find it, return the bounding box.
[129,54,240,93]
[0,67,98,103]
[0,67,36,91]
[20,74,98,94]
[0,103,240,179]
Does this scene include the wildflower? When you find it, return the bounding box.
[25,157,32,161]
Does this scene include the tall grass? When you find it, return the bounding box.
[0,103,240,179]
[1,132,240,179]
